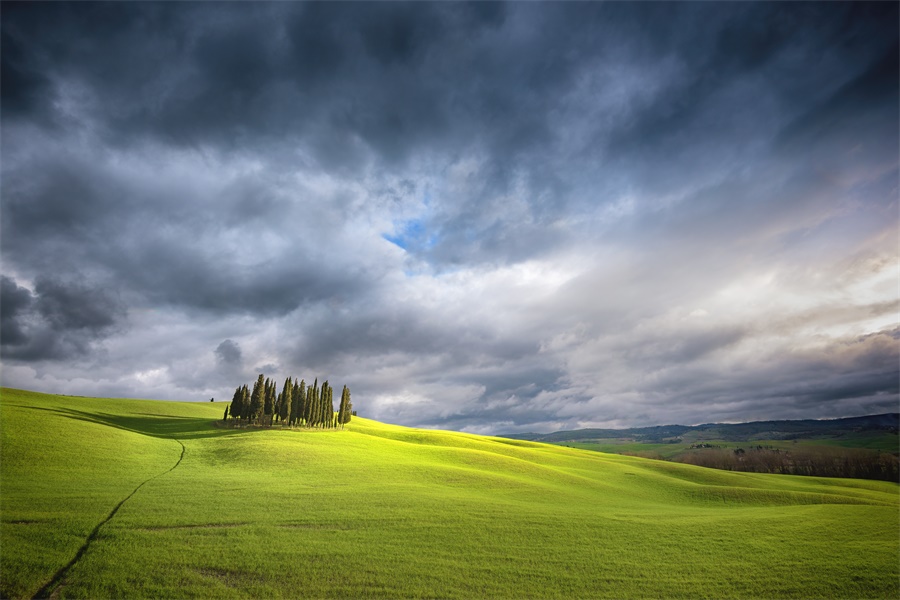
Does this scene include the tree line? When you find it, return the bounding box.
[675,445,899,482]
[224,374,353,429]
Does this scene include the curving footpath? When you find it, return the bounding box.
[32,439,187,600]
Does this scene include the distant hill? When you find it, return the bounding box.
[501,413,900,444]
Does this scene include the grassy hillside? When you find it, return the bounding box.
[1,388,898,599]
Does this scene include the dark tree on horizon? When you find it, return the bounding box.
[263,377,275,421]
[249,374,264,423]
[338,385,352,428]
[322,381,334,428]
[230,385,244,423]
[290,379,300,425]
[279,377,292,424]
[240,385,250,421]
[305,379,317,427]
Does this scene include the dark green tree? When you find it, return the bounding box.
[275,386,283,423]
[223,405,229,422]
[318,382,327,428]
[229,386,244,424]
[322,382,334,428]
[279,377,292,425]
[289,379,299,425]
[249,374,265,423]
[305,379,317,427]
[314,381,323,428]
[263,377,275,421]
[338,385,352,428]
[240,385,250,421]
[318,381,327,428]
[294,379,306,426]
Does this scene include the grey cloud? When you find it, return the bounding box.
[1,141,378,318]
[0,275,34,346]
[619,327,748,366]
[776,39,899,163]
[0,20,54,123]
[33,277,122,332]
[0,275,124,362]
[289,299,539,375]
[215,339,242,367]
[630,329,900,424]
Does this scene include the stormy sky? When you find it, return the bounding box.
[1,2,897,434]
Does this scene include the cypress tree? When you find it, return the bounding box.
[330,384,336,428]
[319,381,327,428]
[338,385,351,428]
[331,385,337,427]
[310,383,319,428]
[295,379,306,426]
[289,380,298,425]
[241,385,250,421]
[345,386,352,423]
[270,381,278,419]
[337,386,346,428]
[275,388,283,423]
[229,386,243,424]
[317,382,325,428]
[313,382,322,428]
[249,374,265,423]
[279,377,292,425]
[305,379,317,427]
[323,382,334,428]
[263,377,274,420]
[223,405,229,422]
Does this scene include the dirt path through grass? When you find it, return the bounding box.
[32,439,187,600]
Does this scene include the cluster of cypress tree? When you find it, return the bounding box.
[223,374,353,429]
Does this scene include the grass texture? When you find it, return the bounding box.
[1,388,898,599]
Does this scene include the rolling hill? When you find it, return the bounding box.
[1,388,898,599]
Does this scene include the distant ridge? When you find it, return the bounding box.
[500,413,900,444]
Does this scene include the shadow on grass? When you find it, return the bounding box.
[17,406,253,440]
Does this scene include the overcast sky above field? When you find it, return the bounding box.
[2,2,898,433]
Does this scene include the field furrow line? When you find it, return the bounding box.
[31,439,186,600]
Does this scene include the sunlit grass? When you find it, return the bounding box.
[2,388,898,599]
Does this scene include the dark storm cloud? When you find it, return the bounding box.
[215,339,242,367]
[0,275,124,362]
[1,2,896,431]
[776,38,899,156]
[34,277,122,332]
[618,328,900,424]
[1,140,373,317]
[0,276,33,346]
[0,20,53,123]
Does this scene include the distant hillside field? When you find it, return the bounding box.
[1,388,898,599]
[504,416,900,482]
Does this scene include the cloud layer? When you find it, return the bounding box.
[2,2,897,432]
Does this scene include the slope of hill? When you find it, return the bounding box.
[1,388,898,599]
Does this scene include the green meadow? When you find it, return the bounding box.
[1,388,898,599]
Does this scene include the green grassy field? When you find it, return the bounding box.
[2,388,898,599]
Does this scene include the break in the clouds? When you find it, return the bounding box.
[1,2,897,433]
